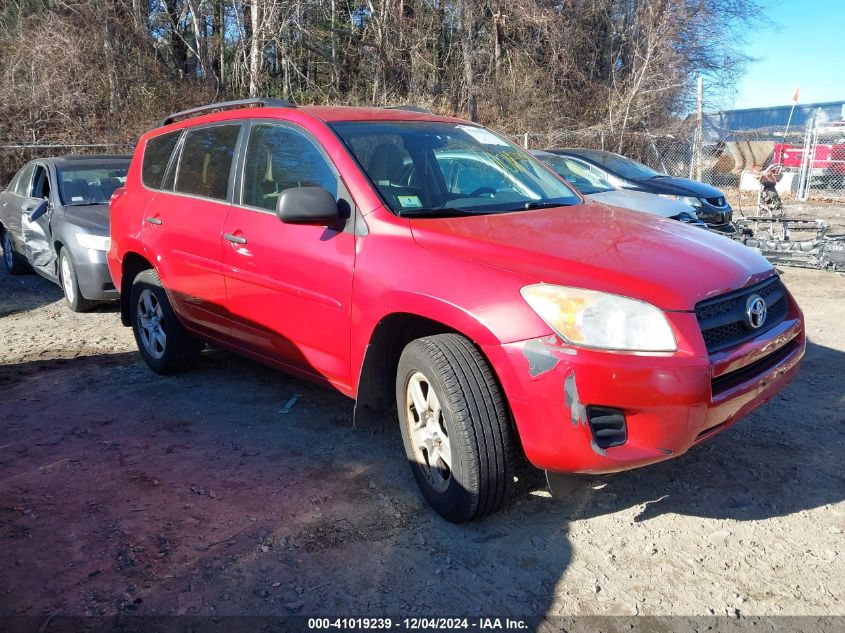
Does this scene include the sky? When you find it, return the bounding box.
[730,0,845,110]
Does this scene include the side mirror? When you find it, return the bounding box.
[29,200,49,222]
[276,187,340,225]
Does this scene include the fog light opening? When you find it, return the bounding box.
[586,406,627,450]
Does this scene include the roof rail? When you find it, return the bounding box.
[383,104,434,114]
[159,98,295,126]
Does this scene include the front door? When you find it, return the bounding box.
[141,123,242,338]
[221,122,356,389]
[1,162,36,245]
[20,163,57,278]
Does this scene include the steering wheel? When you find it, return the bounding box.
[468,187,497,198]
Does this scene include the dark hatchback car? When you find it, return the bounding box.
[547,149,735,233]
[0,155,130,310]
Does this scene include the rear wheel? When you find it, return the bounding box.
[2,229,32,275]
[59,249,95,312]
[130,269,201,374]
[396,334,515,522]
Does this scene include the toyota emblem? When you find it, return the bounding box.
[745,294,767,329]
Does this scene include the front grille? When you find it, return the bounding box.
[706,196,727,207]
[696,276,788,353]
[710,338,799,395]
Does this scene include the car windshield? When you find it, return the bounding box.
[537,154,615,195]
[331,121,580,216]
[58,162,129,205]
[572,150,663,181]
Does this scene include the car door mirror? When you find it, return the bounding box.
[28,199,49,222]
[276,187,340,225]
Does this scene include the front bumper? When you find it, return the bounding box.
[72,247,118,301]
[484,299,804,474]
[698,205,734,233]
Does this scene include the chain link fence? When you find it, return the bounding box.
[523,116,845,212]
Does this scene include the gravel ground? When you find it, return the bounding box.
[0,254,843,623]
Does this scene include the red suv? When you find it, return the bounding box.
[109,99,805,522]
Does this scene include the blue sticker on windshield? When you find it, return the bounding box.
[398,195,423,208]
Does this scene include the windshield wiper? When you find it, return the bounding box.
[522,200,572,210]
[398,206,479,218]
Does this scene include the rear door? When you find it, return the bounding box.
[1,162,36,242]
[141,123,242,338]
[221,121,356,388]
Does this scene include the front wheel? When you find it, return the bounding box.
[59,249,95,312]
[396,334,515,522]
[130,269,201,375]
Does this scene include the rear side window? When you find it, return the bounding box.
[175,125,240,201]
[11,163,35,196]
[142,131,181,189]
[241,124,337,211]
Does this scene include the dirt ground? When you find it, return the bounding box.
[0,252,843,624]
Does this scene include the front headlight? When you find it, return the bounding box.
[76,233,111,252]
[520,284,677,352]
[659,194,702,208]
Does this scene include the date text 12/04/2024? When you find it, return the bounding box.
[306,617,529,630]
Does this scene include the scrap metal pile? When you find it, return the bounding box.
[734,216,845,271]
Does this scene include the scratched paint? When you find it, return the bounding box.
[522,335,577,377]
[523,338,560,377]
[563,372,588,427]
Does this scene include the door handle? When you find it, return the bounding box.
[224,233,247,245]
[145,216,162,225]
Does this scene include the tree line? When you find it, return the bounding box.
[0,0,762,179]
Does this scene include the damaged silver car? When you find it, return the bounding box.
[0,155,130,311]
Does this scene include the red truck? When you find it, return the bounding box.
[775,120,845,180]
[108,99,805,522]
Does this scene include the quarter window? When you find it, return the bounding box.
[242,124,337,212]
[142,131,181,189]
[175,125,240,201]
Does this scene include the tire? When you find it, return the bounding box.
[59,249,96,312]
[2,228,32,275]
[396,334,515,522]
[129,268,201,375]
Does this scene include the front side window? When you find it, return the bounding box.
[241,124,337,211]
[175,125,240,201]
[142,130,181,189]
[331,121,579,216]
[32,165,51,199]
[58,162,130,205]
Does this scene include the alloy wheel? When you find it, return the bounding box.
[136,288,167,359]
[61,255,75,304]
[405,371,452,493]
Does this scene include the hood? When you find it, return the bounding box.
[630,176,726,199]
[60,203,110,234]
[588,189,694,218]
[409,200,773,311]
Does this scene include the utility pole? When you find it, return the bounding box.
[694,75,703,181]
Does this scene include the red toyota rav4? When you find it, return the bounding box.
[109,99,805,522]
